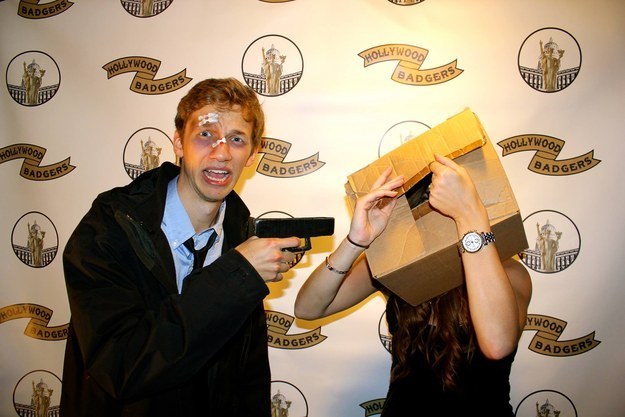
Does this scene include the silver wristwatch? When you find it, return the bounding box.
[458,231,495,254]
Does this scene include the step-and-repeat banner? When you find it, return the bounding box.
[1,1,623,416]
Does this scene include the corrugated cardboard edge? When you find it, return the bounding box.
[345,108,487,205]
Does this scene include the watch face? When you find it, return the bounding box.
[462,232,483,253]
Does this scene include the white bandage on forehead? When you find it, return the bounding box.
[198,112,219,127]
[211,137,227,148]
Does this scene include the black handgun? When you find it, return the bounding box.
[253,217,335,252]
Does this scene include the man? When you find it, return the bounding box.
[60,78,299,416]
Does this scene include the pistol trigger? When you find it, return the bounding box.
[283,237,311,253]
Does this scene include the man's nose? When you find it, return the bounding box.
[209,138,231,159]
[211,137,227,148]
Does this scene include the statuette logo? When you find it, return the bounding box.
[520,210,580,274]
[518,28,581,93]
[6,51,60,106]
[11,212,58,268]
[242,35,303,97]
[13,370,62,417]
[123,128,176,179]
[515,390,578,417]
[270,381,308,417]
[121,0,173,17]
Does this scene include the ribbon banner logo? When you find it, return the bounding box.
[256,137,325,178]
[18,0,74,19]
[0,303,68,341]
[358,44,463,86]
[0,143,75,181]
[525,314,600,357]
[498,135,600,176]
[103,56,192,95]
[360,399,386,417]
[266,310,326,349]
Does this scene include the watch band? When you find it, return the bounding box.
[481,231,496,245]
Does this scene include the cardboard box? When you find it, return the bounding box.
[345,109,528,306]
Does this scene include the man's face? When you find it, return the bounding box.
[174,104,257,205]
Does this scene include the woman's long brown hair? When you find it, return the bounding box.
[388,286,475,391]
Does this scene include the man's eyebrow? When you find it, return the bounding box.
[226,129,250,137]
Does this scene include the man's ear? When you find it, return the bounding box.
[173,130,184,159]
[245,149,258,167]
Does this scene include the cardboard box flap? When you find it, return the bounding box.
[366,193,458,278]
[453,135,521,222]
[346,108,487,200]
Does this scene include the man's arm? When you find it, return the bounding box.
[64,204,269,400]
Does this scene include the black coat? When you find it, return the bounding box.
[60,162,271,416]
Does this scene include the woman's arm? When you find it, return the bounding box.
[294,168,404,320]
[428,154,532,359]
[294,240,376,320]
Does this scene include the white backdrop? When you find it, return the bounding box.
[1,1,624,416]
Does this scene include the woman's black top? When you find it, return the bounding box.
[381,298,516,417]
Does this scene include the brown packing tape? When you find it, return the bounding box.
[346,108,487,199]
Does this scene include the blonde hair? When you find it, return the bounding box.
[174,78,265,151]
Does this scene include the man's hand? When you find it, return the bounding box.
[235,236,300,282]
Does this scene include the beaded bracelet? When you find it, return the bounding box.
[325,256,349,275]
[346,235,370,249]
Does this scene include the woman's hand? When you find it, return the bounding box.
[348,167,405,247]
[427,153,486,224]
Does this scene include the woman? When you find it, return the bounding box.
[294,154,532,416]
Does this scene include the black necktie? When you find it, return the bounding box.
[183,231,218,271]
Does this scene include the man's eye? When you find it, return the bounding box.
[199,130,213,138]
[229,135,247,145]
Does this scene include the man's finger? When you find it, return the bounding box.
[278,237,302,250]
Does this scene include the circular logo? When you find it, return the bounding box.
[387,0,425,5]
[242,34,303,97]
[520,210,580,274]
[121,0,174,17]
[515,389,577,417]
[378,311,392,354]
[123,127,176,180]
[13,370,62,417]
[518,27,581,93]
[378,120,431,158]
[6,51,61,106]
[12,212,59,268]
[270,380,308,417]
